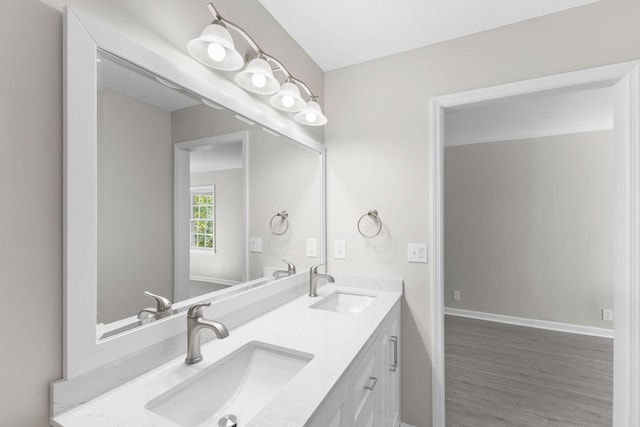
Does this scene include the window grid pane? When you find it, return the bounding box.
[190,186,215,250]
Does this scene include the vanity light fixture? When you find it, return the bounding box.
[234,114,255,126]
[187,20,244,71]
[235,56,280,95]
[201,97,224,110]
[270,79,306,112]
[188,2,327,126]
[295,98,328,126]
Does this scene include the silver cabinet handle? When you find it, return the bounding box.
[364,376,378,391]
[390,336,399,372]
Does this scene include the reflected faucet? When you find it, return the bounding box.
[137,291,173,320]
[309,264,335,297]
[185,302,229,365]
[273,259,296,279]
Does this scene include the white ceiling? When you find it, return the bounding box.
[190,141,243,173]
[258,0,598,71]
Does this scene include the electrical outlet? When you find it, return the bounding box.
[602,308,613,322]
[452,290,461,301]
[249,237,262,253]
[334,239,346,259]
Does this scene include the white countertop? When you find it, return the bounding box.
[53,280,402,426]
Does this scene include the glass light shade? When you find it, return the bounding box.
[269,81,306,112]
[201,97,223,110]
[235,58,280,95]
[187,22,244,71]
[295,100,328,126]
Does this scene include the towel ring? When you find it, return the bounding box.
[357,209,382,238]
[270,211,289,235]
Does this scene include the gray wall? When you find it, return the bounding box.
[97,89,173,324]
[248,133,322,280]
[190,169,244,282]
[0,0,323,425]
[0,1,62,425]
[444,131,614,328]
[172,104,323,281]
[324,1,640,424]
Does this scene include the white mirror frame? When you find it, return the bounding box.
[431,62,640,426]
[63,6,325,379]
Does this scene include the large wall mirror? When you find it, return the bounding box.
[64,7,325,378]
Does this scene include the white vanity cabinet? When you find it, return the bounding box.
[381,305,401,426]
[308,301,401,427]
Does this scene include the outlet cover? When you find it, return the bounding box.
[408,243,428,263]
[306,238,318,258]
[249,237,262,253]
[334,239,346,260]
[602,308,613,322]
[452,290,461,301]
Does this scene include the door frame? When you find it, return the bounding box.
[430,61,640,426]
[174,131,250,302]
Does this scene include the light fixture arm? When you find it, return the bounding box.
[206,2,317,100]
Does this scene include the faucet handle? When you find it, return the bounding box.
[187,302,212,318]
[310,263,326,274]
[143,291,172,313]
[282,259,296,274]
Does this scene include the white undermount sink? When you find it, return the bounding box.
[310,291,377,314]
[146,341,313,426]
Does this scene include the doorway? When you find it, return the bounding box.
[431,62,640,426]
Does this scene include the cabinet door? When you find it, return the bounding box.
[308,380,348,427]
[349,338,380,426]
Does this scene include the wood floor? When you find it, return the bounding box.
[445,315,613,427]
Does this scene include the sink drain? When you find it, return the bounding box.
[219,414,238,427]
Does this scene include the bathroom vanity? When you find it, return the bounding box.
[52,274,402,426]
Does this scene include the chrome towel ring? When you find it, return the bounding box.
[357,209,382,238]
[270,210,289,235]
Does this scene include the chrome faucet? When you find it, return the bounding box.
[137,291,173,320]
[309,264,335,297]
[185,302,229,365]
[273,259,296,279]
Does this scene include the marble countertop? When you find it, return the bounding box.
[53,278,402,426]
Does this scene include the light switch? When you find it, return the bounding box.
[306,238,318,258]
[249,237,262,253]
[334,239,346,260]
[407,243,428,263]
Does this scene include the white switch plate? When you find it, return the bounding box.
[334,239,346,259]
[306,238,318,258]
[249,237,262,253]
[452,290,461,301]
[407,243,428,263]
[602,308,613,322]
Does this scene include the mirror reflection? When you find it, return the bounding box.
[96,50,321,339]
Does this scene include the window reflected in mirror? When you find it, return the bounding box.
[190,186,216,251]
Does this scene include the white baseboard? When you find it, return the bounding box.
[444,307,614,339]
